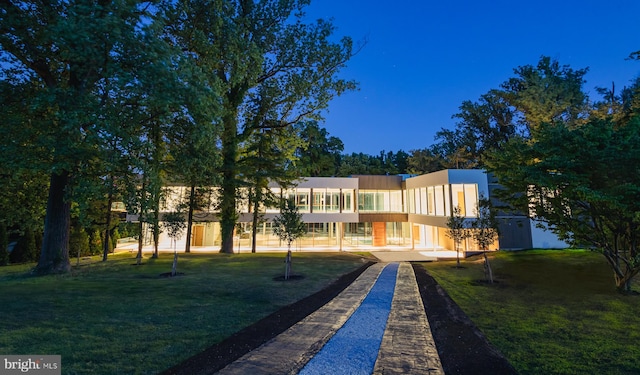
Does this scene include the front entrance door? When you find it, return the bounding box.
[192,225,204,246]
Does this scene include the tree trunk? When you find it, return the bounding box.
[251,209,258,253]
[251,187,261,254]
[220,110,238,254]
[151,196,160,259]
[185,183,195,253]
[483,252,494,284]
[35,171,71,275]
[102,184,114,262]
[614,273,633,293]
[137,220,143,265]
[603,252,638,293]
[171,249,178,277]
[285,249,292,280]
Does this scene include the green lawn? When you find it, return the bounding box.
[0,252,367,375]
[419,250,640,375]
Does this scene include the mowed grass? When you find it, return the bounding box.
[419,250,640,375]
[0,251,367,374]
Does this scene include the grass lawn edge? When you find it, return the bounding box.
[160,260,375,375]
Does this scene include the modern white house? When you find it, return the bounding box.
[125,169,566,254]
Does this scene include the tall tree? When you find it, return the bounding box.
[241,126,303,253]
[592,77,640,124]
[210,1,356,253]
[432,129,477,169]
[406,147,447,175]
[449,90,516,166]
[500,56,589,132]
[337,152,386,176]
[486,117,640,293]
[389,150,410,174]
[294,121,344,177]
[162,0,224,253]
[429,56,589,168]
[0,1,177,274]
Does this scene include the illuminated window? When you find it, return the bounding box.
[451,184,466,215]
[435,185,445,216]
[313,189,325,212]
[464,184,477,217]
[427,187,435,215]
[342,189,354,212]
[326,189,340,212]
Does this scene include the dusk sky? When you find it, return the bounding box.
[304,0,640,154]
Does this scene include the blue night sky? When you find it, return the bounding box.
[304,0,640,154]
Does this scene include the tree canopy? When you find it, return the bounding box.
[0,0,181,273]
[486,103,640,292]
[294,121,344,177]
[424,56,590,168]
[209,0,357,253]
[0,0,358,268]
[443,53,640,292]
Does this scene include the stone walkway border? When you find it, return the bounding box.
[374,263,444,375]
[215,262,443,374]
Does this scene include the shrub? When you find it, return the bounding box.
[69,226,90,257]
[89,229,102,255]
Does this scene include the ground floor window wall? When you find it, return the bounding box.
[150,221,495,252]
[411,224,496,251]
[341,222,410,247]
[166,221,413,250]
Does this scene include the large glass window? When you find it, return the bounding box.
[312,189,325,212]
[266,188,281,213]
[390,190,403,212]
[343,222,372,246]
[326,189,341,212]
[444,184,451,216]
[464,184,477,217]
[342,189,354,212]
[420,187,428,214]
[296,189,310,212]
[451,184,478,217]
[283,188,310,212]
[359,191,376,211]
[451,184,466,215]
[375,192,385,211]
[311,189,341,213]
[358,190,402,212]
[435,185,445,216]
[427,186,435,215]
[408,189,415,214]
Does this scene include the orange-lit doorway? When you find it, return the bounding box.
[191,225,204,246]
